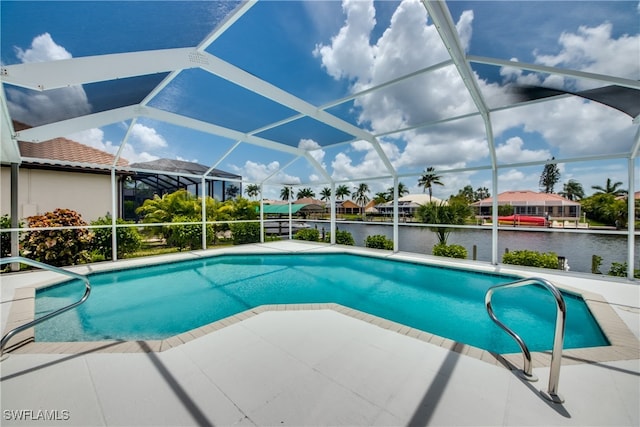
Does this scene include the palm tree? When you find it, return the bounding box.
[320,187,331,202]
[244,184,261,200]
[417,167,443,201]
[386,182,409,200]
[296,187,315,199]
[374,192,390,204]
[352,183,370,220]
[225,184,240,200]
[280,186,293,201]
[559,180,585,201]
[591,178,627,197]
[336,184,351,200]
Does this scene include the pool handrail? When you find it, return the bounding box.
[0,256,91,357]
[485,277,566,404]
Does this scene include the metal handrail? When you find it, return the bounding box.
[1,256,91,356]
[485,277,566,403]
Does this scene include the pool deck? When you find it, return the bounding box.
[1,241,638,426]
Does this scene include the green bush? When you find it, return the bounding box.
[502,249,559,269]
[365,234,393,250]
[608,262,640,278]
[167,216,204,251]
[90,215,141,259]
[1,214,13,258]
[323,229,355,245]
[432,243,467,259]
[294,228,320,241]
[21,208,92,267]
[230,222,261,245]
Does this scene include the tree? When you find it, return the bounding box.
[386,182,409,200]
[591,178,627,197]
[374,192,390,204]
[244,184,261,200]
[581,193,627,227]
[456,185,475,203]
[415,199,470,245]
[539,158,560,193]
[296,187,315,199]
[417,167,443,201]
[320,187,331,201]
[225,184,240,199]
[352,183,370,220]
[280,186,293,201]
[336,184,351,200]
[474,187,490,201]
[559,180,585,201]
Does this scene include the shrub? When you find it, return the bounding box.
[230,222,261,245]
[167,216,203,251]
[502,249,559,269]
[1,214,13,258]
[90,215,142,259]
[21,208,92,266]
[432,243,467,259]
[608,262,640,279]
[323,229,355,245]
[294,228,320,241]
[365,234,393,250]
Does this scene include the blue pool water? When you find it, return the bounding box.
[34,253,609,353]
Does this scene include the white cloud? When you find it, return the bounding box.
[7,33,92,126]
[67,128,159,164]
[130,124,168,149]
[495,137,551,164]
[229,160,301,186]
[298,138,325,166]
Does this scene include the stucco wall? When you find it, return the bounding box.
[1,167,114,222]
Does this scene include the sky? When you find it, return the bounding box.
[1,0,639,201]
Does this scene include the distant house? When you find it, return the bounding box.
[1,130,129,222]
[471,191,581,219]
[337,200,361,215]
[376,193,445,217]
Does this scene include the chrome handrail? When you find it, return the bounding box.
[485,277,566,403]
[1,256,91,356]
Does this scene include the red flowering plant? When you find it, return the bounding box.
[21,209,93,267]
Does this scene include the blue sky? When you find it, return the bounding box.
[2,0,639,200]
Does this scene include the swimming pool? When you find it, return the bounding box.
[34,253,609,353]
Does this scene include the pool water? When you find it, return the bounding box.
[35,253,609,353]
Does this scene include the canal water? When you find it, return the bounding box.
[306,221,639,274]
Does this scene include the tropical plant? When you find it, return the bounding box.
[539,157,561,193]
[474,187,490,201]
[591,178,627,197]
[417,167,443,201]
[386,182,409,200]
[608,262,640,278]
[364,234,393,250]
[456,185,476,203]
[280,186,293,201]
[559,179,585,201]
[167,215,203,251]
[415,200,471,244]
[352,183,370,220]
[502,250,559,269]
[432,243,467,259]
[374,192,390,204]
[294,228,320,241]
[296,187,316,199]
[335,184,351,200]
[581,193,627,227]
[21,208,92,266]
[136,189,200,223]
[90,215,141,259]
[244,184,261,200]
[320,187,331,201]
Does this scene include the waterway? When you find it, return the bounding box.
[306,221,639,275]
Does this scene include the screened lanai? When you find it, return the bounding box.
[1,0,638,277]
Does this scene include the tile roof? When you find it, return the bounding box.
[19,138,129,167]
[472,190,579,206]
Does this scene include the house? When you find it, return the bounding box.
[471,190,581,220]
[376,193,445,217]
[1,124,129,222]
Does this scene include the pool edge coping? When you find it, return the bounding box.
[4,294,638,371]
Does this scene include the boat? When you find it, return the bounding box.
[498,214,547,226]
